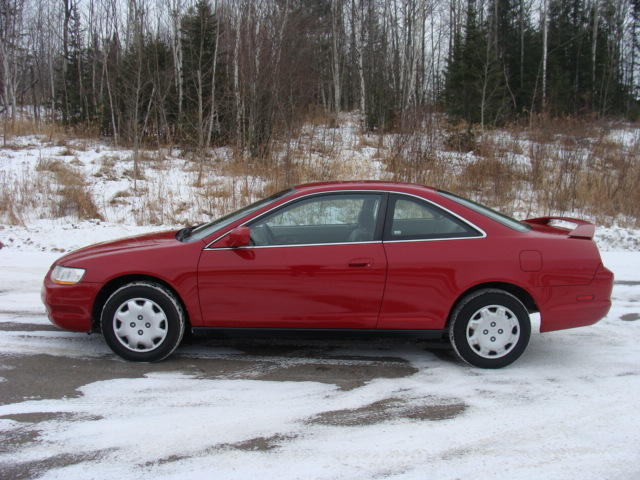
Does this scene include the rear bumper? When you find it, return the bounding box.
[537,264,614,333]
[41,277,100,332]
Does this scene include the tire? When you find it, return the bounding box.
[101,281,185,362]
[449,289,531,368]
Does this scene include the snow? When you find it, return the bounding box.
[607,128,640,148]
[0,231,639,479]
[1,117,640,478]
[3,216,639,256]
[604,252,640,281]
[0,220,160,253]
[0,134,264,226]
[4,118,640,252]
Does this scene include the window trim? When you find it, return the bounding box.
[383,193,484,243]
[204,190,485,250]
[437,190,531,233]
[249,191,386,247]
[205,191,387,249]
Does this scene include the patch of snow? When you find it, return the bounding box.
[607,128,640,148]
[595,225,640,252]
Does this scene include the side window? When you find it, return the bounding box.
[250,193,382,246]
[385,195,480,241]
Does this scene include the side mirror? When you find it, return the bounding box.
[224,226,251,248]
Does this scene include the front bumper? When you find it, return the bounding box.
[537,263,614,333]
[41,277,101,332]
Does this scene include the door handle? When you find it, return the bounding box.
[348,258,372,267]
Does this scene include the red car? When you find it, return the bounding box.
[42,181,613,368]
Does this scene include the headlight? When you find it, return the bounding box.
[51,266,86,285]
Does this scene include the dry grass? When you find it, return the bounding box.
[1,117,102,149]
[94,155,120,180]
[0,168,51,225]
[1,118,66,139]
[0,142,38,151]
[122,167,146,181]
[443,121,477,152]
[381,117,640,227]
[3,114,639,228]
[518,123,640,225]
[356,134,381,150]
[109,190,132,206]
[34,157,103,221]
[383,131,452,187]
[55,185,103,220]
[302,107,340,129]
[525,115,602,145]
[57,146,76,156]
[575,139,640,223]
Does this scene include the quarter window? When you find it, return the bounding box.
[385,195,480,241]
[250,193,383,246]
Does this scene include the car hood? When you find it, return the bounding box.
[55,230,181,266]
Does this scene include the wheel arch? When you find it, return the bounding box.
[446,281,539,327]
[91,274,191,333]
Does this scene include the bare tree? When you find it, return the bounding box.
[541,0,548,110]
[331,0,342,114]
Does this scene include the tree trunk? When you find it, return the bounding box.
[233,6,242,147]
[331,0,342,114]
[206,0,220,150]
[62,0,72,123]
[354,0,366,116]
[591,0,599,108]
[541,0,548,110]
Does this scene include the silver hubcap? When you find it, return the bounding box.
[466,305,520,359]
[113,298,168,352]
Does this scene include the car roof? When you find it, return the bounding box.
[293,180,437,194]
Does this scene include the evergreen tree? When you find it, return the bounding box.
[489,0,539,116]
[180,0,224,149]
[545,0,588,115]
[442,0,635,125]
[57,1,87,125]
[363,2,397,131]
[443,0,504,126]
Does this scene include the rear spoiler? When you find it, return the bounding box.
[523,216,595,239]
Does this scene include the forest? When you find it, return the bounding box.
[0,0,638,156]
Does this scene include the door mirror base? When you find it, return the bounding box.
[223,226,251,248]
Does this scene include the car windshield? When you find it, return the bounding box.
[184,188,295,241]
[437,190,531,233]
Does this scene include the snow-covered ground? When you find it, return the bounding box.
[0,226,639,479]
[2,115,639,239]
[0,115,387,228]
[1,116,639,478]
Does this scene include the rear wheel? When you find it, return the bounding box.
[449,289,531,368]
[101,282,185,362]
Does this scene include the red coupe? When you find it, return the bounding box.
[42,182,613,368]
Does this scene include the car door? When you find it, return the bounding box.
[378,193,485,329]
[197,192,387,328]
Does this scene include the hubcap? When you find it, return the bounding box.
[113,298,168,352]
[466,305,520,359]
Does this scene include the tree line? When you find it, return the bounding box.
[444,0,639,127]
[1,0,638,155]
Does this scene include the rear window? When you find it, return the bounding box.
[437,190,531,233]
[386,195,481,240]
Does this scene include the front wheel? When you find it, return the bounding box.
[101,281,185,362]
[449,289,531,368]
